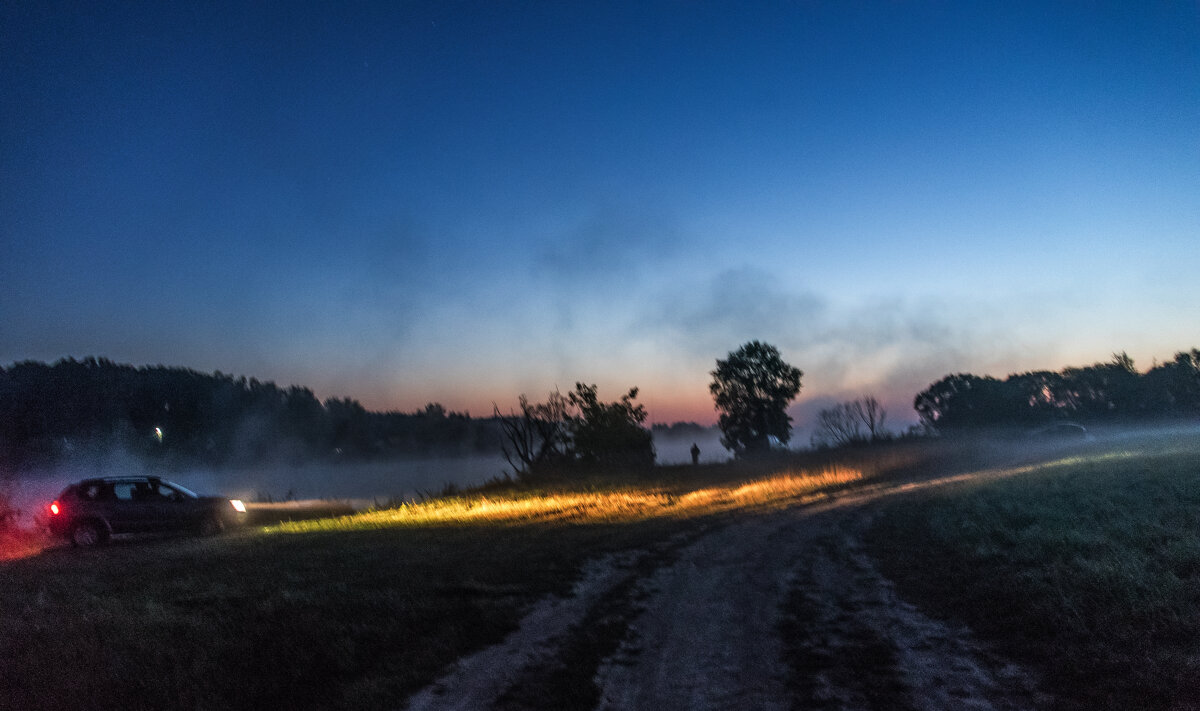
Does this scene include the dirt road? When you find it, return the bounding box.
[404,484,1048,710]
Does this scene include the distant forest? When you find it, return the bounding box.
[0,358,506,472]
[0,358,717,475]
[914,349,1200,431]
[5,349,1196,474]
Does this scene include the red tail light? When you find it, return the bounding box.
[49,501,60,515]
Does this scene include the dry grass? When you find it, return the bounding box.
[264,466,864,533]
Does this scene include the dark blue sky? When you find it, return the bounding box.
[3,2,1198,424]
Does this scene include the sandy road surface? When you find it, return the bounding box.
[593,512,804,710]
[405,483,1048,711]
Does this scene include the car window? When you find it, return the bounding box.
[165,482,198,498]
[113,482,138,501]
[135,482,159,500]
[114,482,159,501]
[155,481,190,501]
[77,483,107,501]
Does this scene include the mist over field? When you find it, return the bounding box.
[651,427,727,466]
[5,454,500,524]
[3,428,734,526]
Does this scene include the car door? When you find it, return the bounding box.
[150,480,204,530]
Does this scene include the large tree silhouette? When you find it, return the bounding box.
[709,341,803,457]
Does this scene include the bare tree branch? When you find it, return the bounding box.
[812,396,889,448]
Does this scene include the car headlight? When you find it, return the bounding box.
[230,499,246,513]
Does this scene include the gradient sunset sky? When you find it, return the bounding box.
[3,2,1198,427]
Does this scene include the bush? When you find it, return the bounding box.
[496,384,655,478]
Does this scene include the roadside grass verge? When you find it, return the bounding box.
[264,465,864,533]
[0,456,875,711]
[867,434,1200,710]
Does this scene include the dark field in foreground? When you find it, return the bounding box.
[869,432,1200,710]
[0,452,880,711]
[1,515,696,710]
[3,432,1199,710]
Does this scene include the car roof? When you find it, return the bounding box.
[77,476,163,484]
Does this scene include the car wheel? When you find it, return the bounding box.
[71,521,105,547]
[199,515,224,537]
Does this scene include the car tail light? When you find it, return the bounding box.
[49,501,60,515]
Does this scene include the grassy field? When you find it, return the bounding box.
[0,457,876,711]
[868,431,1200,710]
[9,433,1187,710]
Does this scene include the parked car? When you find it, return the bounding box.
[47,476,247,546]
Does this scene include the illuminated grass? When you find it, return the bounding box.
[264,466,864,534]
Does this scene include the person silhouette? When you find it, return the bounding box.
[690,442,700,466]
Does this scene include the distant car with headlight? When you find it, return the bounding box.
[47,476,247,547]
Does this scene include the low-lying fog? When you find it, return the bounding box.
[5,429,731,525]
[11,423,1199,528]
[7,456,511,521]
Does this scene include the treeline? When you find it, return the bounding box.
[914,349,1200,432]
[0,358,502,472]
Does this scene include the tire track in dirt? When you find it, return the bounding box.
[783,509,1050,710]
[402,551,643,711]
[591,495,1050,710]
